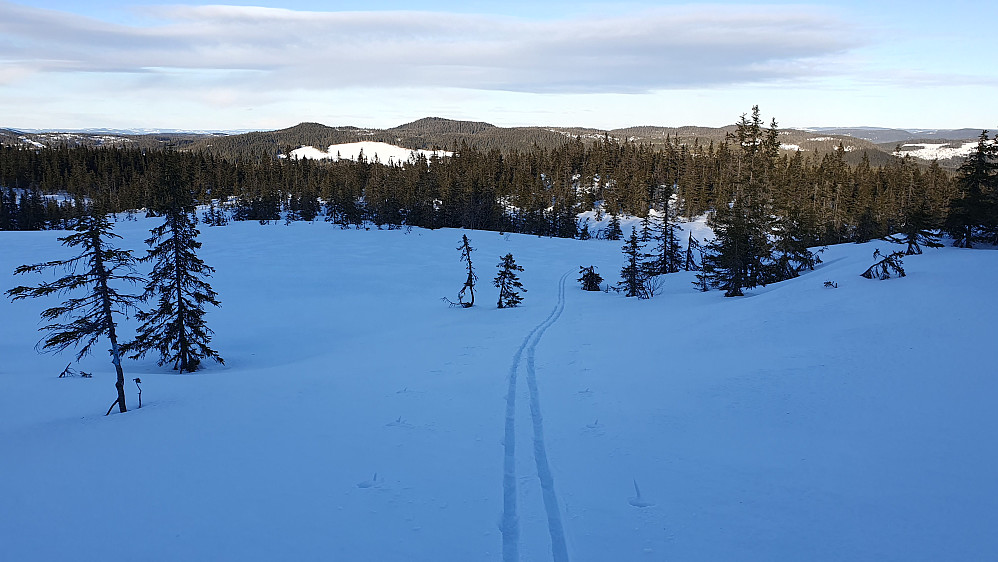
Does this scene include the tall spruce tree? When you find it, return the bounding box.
[494,253,526,308]
[945,131,996,247]
[124,152,223,372]
[5,208,143,414]
[701,106,779,296]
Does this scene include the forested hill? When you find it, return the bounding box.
[183,118,899,165]
[2,118,985,169]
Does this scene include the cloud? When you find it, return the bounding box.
[0,1,862,94]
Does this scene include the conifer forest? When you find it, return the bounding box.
[5,109,994,254]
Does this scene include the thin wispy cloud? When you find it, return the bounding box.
[0,2,861,93]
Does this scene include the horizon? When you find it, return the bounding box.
[5,119,992,136]
[2,1,996,131]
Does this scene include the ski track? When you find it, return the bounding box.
[501,272,571,562]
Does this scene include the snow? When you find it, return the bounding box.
[896,141,979,161]
[2,216,997,561]
[290,141,452,163]
[779,143,801,151]
[18,136,45,148]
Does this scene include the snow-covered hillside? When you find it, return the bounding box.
[896,141,979,161]
[2,218,996,561]
[290,141,452,163]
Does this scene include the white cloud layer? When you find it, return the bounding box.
[0,2,860,93]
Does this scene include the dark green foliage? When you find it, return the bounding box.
[125,209,223,372]
[685,232,703,272]
[603,215,623,240]
[5,210,143,413]
[124,155,223,373]
[201,199,229,226]
[886,200,943,255]
[578,266,603,291]
[699,106,781,296]
[945,131,997,247]
[618,228,649,298]
[494,253,526,308]
[233,194,281,224]
[122,152,223,373]
[861,249,906,280]
[650,200,683,275]
[0,117,966,245]
[769,211,822,281]
[0,187,79,230]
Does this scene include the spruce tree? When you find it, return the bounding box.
[701,106,779,296]
[605,214,623,240]
[861,249,906,280]
[5,208,143,414]
[685,232,703,272]
[578,265,603,291]
[769,210,822,282]
[887,200,942,255]
[945,131,996,247]
[124,153,223,373]
[494,253,526,308]
[650,204,683,275]
[455,234,477,307]
[618,227,647,298]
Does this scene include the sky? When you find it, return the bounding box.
[1,0,996,131]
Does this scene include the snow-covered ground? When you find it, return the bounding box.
[290,141,452,163]
[896,141,979,161]
[2,217,997,561]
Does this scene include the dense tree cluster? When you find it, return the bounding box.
[0,116,998,260]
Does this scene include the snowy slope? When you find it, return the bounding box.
[290,141,452,163]
[896,141,979,161]
[2,218,996,561]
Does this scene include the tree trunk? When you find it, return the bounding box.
[110,335,127,413]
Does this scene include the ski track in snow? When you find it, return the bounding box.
[502,271,571,562]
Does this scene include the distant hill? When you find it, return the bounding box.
[4,119,987,169]
[806,127,986,144]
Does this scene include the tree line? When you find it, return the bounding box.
[2,110,995,256]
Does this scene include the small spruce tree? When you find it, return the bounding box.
[618,227,648,298]
[605,214,623,241]
[578,265,603,291]
[886,200,943,255]
[494,253,526,308]
[456,234,477,307]
[861,249,906,280]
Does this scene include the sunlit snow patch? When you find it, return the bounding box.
[290,141,452,163]
[895,141,980,161]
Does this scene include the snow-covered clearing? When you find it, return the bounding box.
[2,217,996,561]
[290,141,452,163]
[896,141,979,161]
